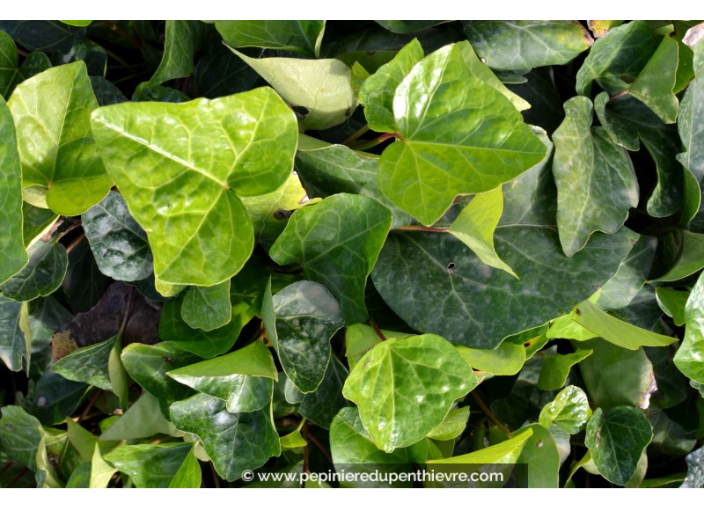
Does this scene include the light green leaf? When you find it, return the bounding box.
[0,238,67,302]
[628,35,679,124]
[539,385,592,435]
[377,44,546,225]
[465,21,593,70]
[280,429,307,450]
[216,21,325,58]
[343,334,477,452]
[52,335,117,390]
[426,406,470,441]
[552,96,638,257]
[168,449,201,488]
[105,442,197,488]
[0,96,27,285]
[0,289,30,372]
[538,350,593,391]
[585,406,653,486]
[82,191,153,282]
[448,186,516,277]
[90,86,298,287]
[652,231,704,283]
[108,335,130,409]
[167,340,276,412]
[655,287,688,326]
[90,444,117,488]
[674,271,704,384]
[170,394,281,482]
[573,299,676,349]
[514,424,560,488]
[295,135,413,228]
[344,323,410,370]
[230,49,356,130]
[263,280,344,392]
[8,61,111,215]
[147,20,205,86]
[270,194,392,324]
[375,21,449,33]
[588,21,624,38]
[100,392,178,441]
[456,342,525,376]
[359,38,424,133]
[429,428,533,465]
[576,21,660,96]
[181,280,232,332]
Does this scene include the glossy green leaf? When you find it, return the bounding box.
[82,190,153,282]
[345,323,410,369]
[448,186,516,277]
[263,280,344,392]
[231,49,356,130]
[181,280,232,332]
[170,394,281,482]
[552,97,638,257]
[0,96,26,285]
[628,35,679,124]
[465,21,593,70]
[148,20,205,86]
[299,356,349,429]
[89,444,117,488]
[585,406,653,486]
[456,342,525,376]
[653,231,704,282]
[0,21,84,54]
[0,405,44,470]
[100,392,178,441]
[539,385,592,435]
[573,300,676,349]
[359,39,423,133]
[343,334,477,452]
[538,350,593,391]
[514,424,560,488]
[90,86,298,287]
[216,21,325,58]
[167,340,276,412]
[105,442,197,488]
[0,30,18,98]
[121,341,201,415]
[576,21,660,96]
[270,194,392,324]
[377,44,546,225]
[426,406,470,441]
[0,238,67,302]
[681,445,704,488]
[8,61,111,215]
[674,272,704,384]
[655,287,688,326]
[0,297,30,372]
[578,339,656,410]
[372,154,637,348]
[295,135,413,228]
[52,335,117,390]
[429,427,533,465]
[169,448,201,488]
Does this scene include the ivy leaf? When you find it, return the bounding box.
[426,406,470,441]
[375,21,449,33]
[90,86,298,287]
[0,296,30,372]
[170,394,281,482]
[295,135,413,228]
[82,191,154,282]
[104,443,199,488]
[299,356,349,429]
[537,349,593,391]
[674,272,704,384]
[0,30,18,99]
[181,280,232,332]
[514,423,561,488]
[464,21,593,70]
[655,288,688,326]
[147,20,205,86]
[52,335,117,390]
[262,281,344,393]
[377,44,546,225]
[345,323,410,369]
[456,342,525,376]
[572,300,676,349]
[552,97,638,257]
[0,21,84,54]
[359,39,424,133]
[270,194,392,324]
[216,21,325,58]
[0,96,27,285]
[230,49,357,130]
[0,238,68,302]
[167,340,277,413]
[8,61,112,215]
[121,341,201,416]
[448,186,517,277]
[372,156,637,348]
[681,445,704,488]
[99,392,178,441]
[585,406,653,486]
[539,385,592,435]
[343,334,477,452]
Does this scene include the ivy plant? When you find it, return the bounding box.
[1,19,704,489]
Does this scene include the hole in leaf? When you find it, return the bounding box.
[446,262,456,274]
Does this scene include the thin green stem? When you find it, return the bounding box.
[349,132,399,152]
[471,392,512,438]
[341,125,370,146]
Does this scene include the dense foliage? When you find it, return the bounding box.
[0,19,703,489]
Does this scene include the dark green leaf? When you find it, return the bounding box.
[0,21,84,53]
[147,20,205,86]
[0,238,67,302]
[299,356,349,429]
[181,280,232,331]
[537,349,593,391]
[216,21,325,58]
[105,442,197,488]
